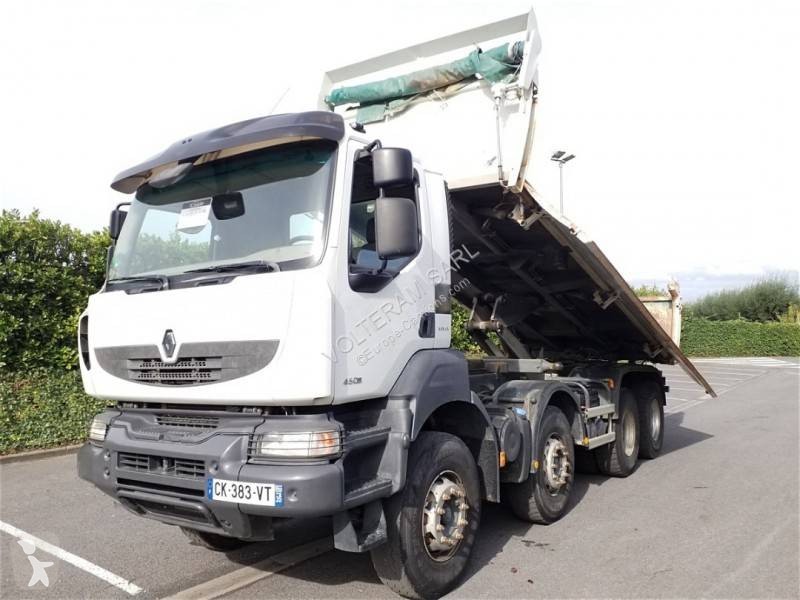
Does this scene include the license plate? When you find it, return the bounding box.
[206,478,283,507]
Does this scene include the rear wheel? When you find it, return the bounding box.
[637,380,665,459]
[596,389,639,477]
[370,432,481,600]
[506,406,574,524]
[180,527,249,552]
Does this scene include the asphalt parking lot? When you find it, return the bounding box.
[2,357,798,599]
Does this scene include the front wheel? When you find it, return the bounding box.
[370,431,481,600]
[506,406,574,524]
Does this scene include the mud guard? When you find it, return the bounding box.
[389,349,500,502]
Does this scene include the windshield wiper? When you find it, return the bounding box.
[107,274,170,290]
[183,260,281,275]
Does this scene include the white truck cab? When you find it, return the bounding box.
[82,115,451,407]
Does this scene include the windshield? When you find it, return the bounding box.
[109,140,337,280]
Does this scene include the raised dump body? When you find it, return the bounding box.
[320,9,713,395]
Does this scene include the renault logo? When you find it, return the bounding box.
[162,329,177,358]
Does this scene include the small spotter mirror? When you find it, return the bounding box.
[372,148,413,188]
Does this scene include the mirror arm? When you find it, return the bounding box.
[373,188,388,274]
[355,139,383,162]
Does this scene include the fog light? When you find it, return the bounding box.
[88,416,107,442]
[255,430,341,458]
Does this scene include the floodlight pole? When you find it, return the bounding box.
[550,151,575,216]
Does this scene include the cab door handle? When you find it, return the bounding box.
[418,313,435,338]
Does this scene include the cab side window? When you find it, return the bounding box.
[349,154,417,272]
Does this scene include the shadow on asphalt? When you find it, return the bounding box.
[210,517,384,589]
[207,516,332,565]
[211,412,715,593]
[459,410,715,587]
[661,411,714,456]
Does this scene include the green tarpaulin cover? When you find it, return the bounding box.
[325,42,524,124]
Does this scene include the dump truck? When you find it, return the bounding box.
[77,9,715,599]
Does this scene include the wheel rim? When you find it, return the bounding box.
[650,397,661,442]
[623,409,636,456]
[543,434,571,494]
[421,470,469,562]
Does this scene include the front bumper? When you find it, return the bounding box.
[77,412,370,541]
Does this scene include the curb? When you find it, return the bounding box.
[0,444,82,464]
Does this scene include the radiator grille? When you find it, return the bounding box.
[127,357,222,386]
[155,414,220,429]
[118,452,149,472]
[117,452,205,479]
[95,341,279,387]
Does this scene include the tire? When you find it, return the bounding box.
[636,380,665,459]
[596,389,639,477]
[370,432,481,600]
[506,406,574,524]
[180,527,249,552]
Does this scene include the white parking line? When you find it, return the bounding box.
[165,537,332,600]
[687,371,760,377]
[667,384,705,389]
[692,358,793,367]
[700,373,752,378]
[692,371,763,381]
[668,380,724,386]
[0,520,143,595]
[665,361,775,414]
[666,399,704,413]
[668,376,753,385]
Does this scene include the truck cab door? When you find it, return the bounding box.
[332,140,437,403]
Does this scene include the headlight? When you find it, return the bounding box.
[88,416,108,442]
[255,430,341,458]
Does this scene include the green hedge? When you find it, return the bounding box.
[687,276,799,322]
[0,370,108,454]
[0,209,108,371]
[1,210,109,454]
[682,317,800,357]
[451,303,481,354]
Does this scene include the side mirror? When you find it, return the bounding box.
[375,196,419,259]
[109,207,128,241]
[372,148,413,188]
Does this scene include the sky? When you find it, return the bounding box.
[1,0,798,296]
